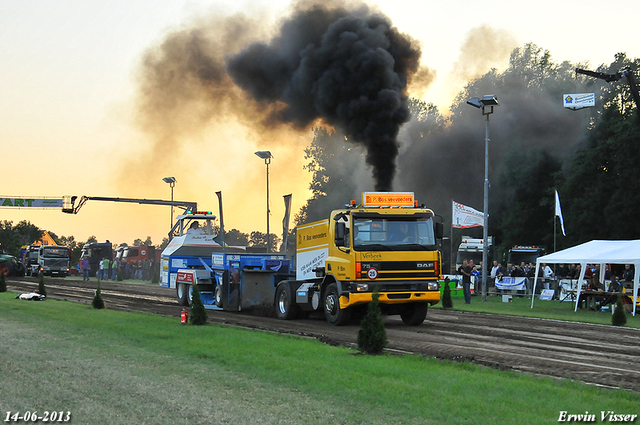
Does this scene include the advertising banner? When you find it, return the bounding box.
[0,197,63,208]
[452,201,484,229]
[563,93,595,110]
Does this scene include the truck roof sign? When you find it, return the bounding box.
[362,192,414,207]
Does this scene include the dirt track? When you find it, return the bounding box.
[7,276,640,393]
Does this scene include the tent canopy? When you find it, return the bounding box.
[531,240,640,314]
[536,240,640,265]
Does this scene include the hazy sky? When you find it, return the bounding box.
[1,0,638,247]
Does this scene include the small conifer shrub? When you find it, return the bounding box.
[612,295,627,327]
[442,277,453,309]
[357,286,387,354]
[0,271,7,292]
[190,284,207,325]
[37,273,47,297]
[92,282,105,309]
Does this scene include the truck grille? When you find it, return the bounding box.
[358,261,438,280]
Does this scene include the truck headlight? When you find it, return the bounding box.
[428,281,439,291]
[356,283,369,292]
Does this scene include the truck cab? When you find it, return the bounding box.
[37,245,70,277]
[277,192,443,326]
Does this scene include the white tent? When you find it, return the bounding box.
[530,240,640,315]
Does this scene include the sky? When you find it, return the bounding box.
[1,0,639,247]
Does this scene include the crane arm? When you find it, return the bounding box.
[62,196,197,214]
[576,67,640,120]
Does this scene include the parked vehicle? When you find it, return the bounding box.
[37,245,70,277]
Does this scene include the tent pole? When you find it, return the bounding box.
[531,259,541,308]
[574,263,587,312]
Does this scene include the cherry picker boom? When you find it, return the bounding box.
[62,196,199,240]
[575,67,640,120]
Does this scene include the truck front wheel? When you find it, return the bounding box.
[400,303,428,326]
[177,282,189,306]
[324,283,351,326]
[275,283,299,320]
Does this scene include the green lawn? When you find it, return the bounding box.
[437,288,640,329]
[0,291,638,424]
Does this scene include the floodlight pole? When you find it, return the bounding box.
[482,112,490,302]
[467,95,498,302]
[163,177,176,229]
[255,151,273,253]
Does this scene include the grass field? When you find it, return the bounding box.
[433,293,640,329]
[1,291,638,425]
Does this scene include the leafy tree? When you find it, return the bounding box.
[494,150,563,251]
[295,127,368,226]
[0,220,43,256]
[157,238,169,252]
[225,229,249,246]
[248,231,281,251]
[132,237,154,247]
[561,91,640,245]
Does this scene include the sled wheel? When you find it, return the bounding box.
[275,283,299,320]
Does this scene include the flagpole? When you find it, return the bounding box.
[450,200,454,275]
[554,211,557,253]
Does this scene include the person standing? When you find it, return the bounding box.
[111,258,118,280]
[458,259,472,304]
[101,257,110,280]
[82,258,90,281]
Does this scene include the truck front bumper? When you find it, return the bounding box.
[339,290,440,309]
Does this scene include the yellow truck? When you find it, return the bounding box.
[276,192,442,325]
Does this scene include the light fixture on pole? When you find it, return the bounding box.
[255,151,273,253]
[163,177,176,229]
[466,94,498,302]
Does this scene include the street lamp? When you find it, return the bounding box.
[255,151,272,253]
[163,177,176,229]
[466,94,498,302]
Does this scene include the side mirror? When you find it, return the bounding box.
[435,222,443,239]
[335,222,346,246]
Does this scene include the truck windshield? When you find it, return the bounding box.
[42,247,69,258]
[352,217,436,251]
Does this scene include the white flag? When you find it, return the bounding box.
[452,201,484,229]
[555,190,566,236]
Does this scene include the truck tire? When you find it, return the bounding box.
[324,283,351,326]
[177,282,189,306]
[400,303,428,326]
[275,283,299,320]
[0,264,9,276]
[214,285,223,308]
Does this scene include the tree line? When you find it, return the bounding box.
[0,221,284,265]
[295,43,640,260]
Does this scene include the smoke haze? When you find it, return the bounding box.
[119,1,433,199]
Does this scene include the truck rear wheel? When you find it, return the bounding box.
[214,285,223,308]
[275,283,299,320]
[400,303,428,326]
[324,283,351,326]
[177,282,189,306]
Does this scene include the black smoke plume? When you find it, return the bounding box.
[226,3,422,191]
